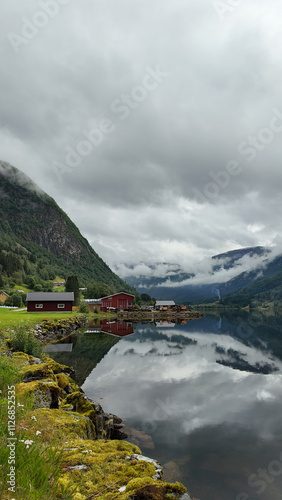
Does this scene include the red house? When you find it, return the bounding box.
[101,292,134,312]
[26,292,74,313]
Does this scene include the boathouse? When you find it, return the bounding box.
[101,292,134,311]
[26,292,74,313]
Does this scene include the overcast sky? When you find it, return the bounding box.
[1,0,282,272]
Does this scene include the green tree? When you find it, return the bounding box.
[134,293,141,306]
[5,292,25,308]
[79,301,90,313]
[65,275,80,306]
[26,276,36,289]
[34,284,43,292]
[141,293,152,303]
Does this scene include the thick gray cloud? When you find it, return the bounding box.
[1,0,282,268]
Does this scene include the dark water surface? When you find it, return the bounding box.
[48,311,282,500]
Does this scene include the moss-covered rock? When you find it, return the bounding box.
[18,408,96,442]
[42,357,73,375]
[56,372,72,392]
[38,316,88,344]
[63,391,97,432]
[56,439,189,500]
[17,379,60,408]
[21,362,56,381]
[129,484,166,499]
[12,352,30,366]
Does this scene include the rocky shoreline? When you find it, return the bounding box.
[116,310,204,322]
[31,315,89,344]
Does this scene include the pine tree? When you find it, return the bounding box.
[65,275,80,306]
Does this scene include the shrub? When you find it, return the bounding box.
[78,301,90,314]
[10,328,42,357]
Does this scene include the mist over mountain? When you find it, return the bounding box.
[118,246,282,304]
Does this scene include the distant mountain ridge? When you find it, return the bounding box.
[121,246,282,305]
[0,161,132,290]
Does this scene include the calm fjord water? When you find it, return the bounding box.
[48,311,282,500]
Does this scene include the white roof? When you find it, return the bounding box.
[82,299,102,304]
[155,300,175,306]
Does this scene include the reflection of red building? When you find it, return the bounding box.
[100,320,134,337]
[101,292,134,311]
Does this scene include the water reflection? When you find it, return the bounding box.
[47,328,119,386]
[44,334,74,353]
[85,319,134,337]
[47,312,282,499]
[83,313,282,500]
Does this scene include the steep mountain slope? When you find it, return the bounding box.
[0,161,131,289]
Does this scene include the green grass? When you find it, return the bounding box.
[0,354,20,392]
[0,355,73,500]
[12,284,31,293]
[0,309,76,333]
[52,286,65,292]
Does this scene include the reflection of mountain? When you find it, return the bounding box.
[48,332,119,386]
[123,321,282,374]
[205,310,282,361]
[216,347,278,374]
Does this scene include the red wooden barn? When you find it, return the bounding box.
[101,292,134,311]
[26,292,74,313]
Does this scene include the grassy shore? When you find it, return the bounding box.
[0,308,77,332]
[0,308,118,334]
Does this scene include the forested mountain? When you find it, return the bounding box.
[0,161,133,292]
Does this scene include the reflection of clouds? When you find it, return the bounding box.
[82,326,282,442]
